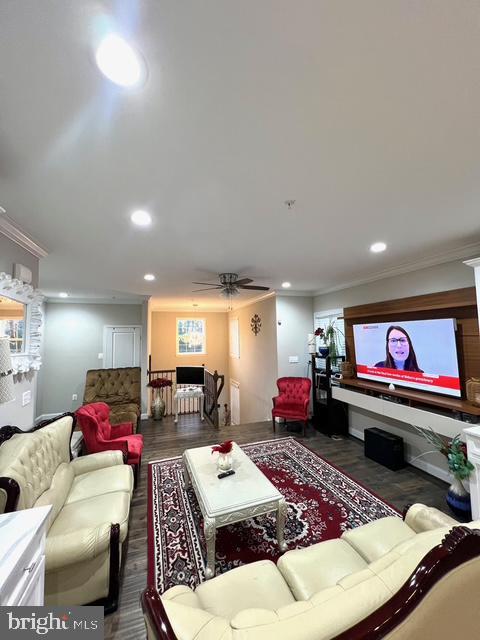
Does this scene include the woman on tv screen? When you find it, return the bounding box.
[374,325,423,372]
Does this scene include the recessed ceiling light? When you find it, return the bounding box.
[281,282,291,288]
[95,34,145,87]
[144,274,155,281]
[130,210,152,226]
[370,242,387,253]
[59,292,69,298]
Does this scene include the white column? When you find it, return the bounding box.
[464,257,480,519]
[464,257,480,321]
[464,425,480,519]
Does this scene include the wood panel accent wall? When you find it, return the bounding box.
[344,287,480,393]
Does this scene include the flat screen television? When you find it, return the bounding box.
[176,366,205,386]
[352,318,461,397]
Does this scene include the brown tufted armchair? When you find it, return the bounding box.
[83,367,141,433]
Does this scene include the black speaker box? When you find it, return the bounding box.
[364,427,405,471]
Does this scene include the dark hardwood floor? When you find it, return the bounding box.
[104,414,451,640]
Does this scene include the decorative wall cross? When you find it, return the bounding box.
[251,314,262,335]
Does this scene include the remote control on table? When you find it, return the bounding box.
[218,469,235,479]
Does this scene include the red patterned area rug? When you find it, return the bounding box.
[148,437,399,593]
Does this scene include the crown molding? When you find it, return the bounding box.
[151,308,229,313]
[230,290,276,311]
[0,209,48,258]
[274,289,315,298]
[45,297,145,305]
[313,241,480,297]
[150,291,277,313]
[464,257,480,269]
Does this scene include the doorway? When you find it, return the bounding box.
[103,325,141,368]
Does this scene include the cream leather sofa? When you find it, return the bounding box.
[0,414,133,611]
[142,504,480,639]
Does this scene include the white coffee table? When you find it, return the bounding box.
[182,442,287,579]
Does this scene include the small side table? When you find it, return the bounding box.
[0,505,51,605]
[174,387,204,423]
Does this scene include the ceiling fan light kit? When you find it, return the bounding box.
[192,273,270,297]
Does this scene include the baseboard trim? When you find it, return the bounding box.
[349,426,451,484]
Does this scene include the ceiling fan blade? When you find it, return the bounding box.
[192,282,222,287]
[238,285,270,291]
[234,278,253,286]
[192,287,223,292]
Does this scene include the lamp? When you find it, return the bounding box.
[0,337,14,404]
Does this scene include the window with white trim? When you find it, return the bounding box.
[176,318,206,355]
[229,317,240,359]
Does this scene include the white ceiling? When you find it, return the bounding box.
[1,1,479,309]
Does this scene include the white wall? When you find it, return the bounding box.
[228,296,278,424]
[315,258,476,482]
[0,235,40,429]
[0,235,39,288]
[276,296,313,378]
[348,407,451,482]
[37,302,143,417]
[314,258,475,312]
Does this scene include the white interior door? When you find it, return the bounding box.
[230,379,240,425]
[103,326,141,368]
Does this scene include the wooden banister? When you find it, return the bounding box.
[204,369,224,427]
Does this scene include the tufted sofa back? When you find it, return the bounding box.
[276,377,311,402]
[83,367,141,406]
[0,415,73,512]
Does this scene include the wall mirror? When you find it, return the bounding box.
[0,272,43,373]
[0,295,26,353]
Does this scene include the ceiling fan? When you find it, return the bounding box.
[192,273,270,297]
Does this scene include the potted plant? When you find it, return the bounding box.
[148,377,172,420]
[315,321,344,359]
[413,425,474,519]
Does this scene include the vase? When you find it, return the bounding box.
[217,452,233,472]
[318,347,329,358]
[446,476,471,521]
[340,361,354,379]
[466,378,480,407]
[152,389,166,421]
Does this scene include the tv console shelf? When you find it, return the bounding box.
[332,379,479,441]
[336,377,480,417]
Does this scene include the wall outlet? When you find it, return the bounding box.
[22,390,31,406]
[289,356,299,363]
[98,352,103,360]
[72,393,78,401]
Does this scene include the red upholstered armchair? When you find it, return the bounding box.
[76,402,144,485]
[272,377,312,437]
